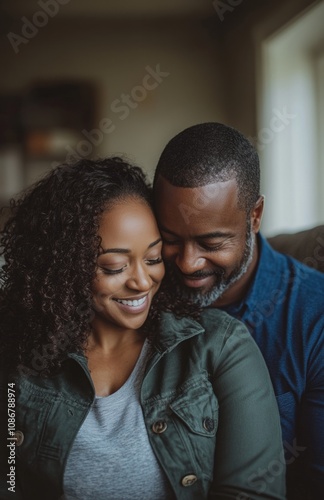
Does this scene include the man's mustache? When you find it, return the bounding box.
[178,268,225,280]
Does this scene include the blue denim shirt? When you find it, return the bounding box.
[220,234,324,499]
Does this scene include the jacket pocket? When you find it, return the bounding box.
[143,374,218,496]
[14,383,53,466]
[169,376,219,479]
[170,377,218,437]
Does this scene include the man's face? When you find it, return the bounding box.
[154,176,258,307]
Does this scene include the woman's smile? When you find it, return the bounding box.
[113,294,149,313]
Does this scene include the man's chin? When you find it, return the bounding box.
[179,281,227,307]
[164,263,228,306]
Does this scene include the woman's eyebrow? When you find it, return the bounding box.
[148,238,162,249]
[101,248,130,254]
[100,238,162,254]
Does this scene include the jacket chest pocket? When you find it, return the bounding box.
[170,380,218,474]
[145,376,219,482]
[15,388,53,466]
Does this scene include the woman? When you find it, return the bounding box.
[0,158,285,499]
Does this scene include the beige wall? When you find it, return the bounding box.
[1,18,225,181]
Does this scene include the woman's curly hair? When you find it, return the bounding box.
[0,157,200,376]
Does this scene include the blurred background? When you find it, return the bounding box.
[0,0,323,236]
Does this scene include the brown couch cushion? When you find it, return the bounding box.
[268,225,324,273]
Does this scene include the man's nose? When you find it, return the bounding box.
[175,244,205,275]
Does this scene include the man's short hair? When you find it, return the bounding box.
[154,122,260,213]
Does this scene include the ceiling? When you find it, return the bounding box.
[3,0,214,19]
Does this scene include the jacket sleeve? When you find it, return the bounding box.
[209,318,286,500]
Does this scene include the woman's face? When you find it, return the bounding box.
[92,197,165,331]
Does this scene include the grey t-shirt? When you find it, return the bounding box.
[63,340,174,500]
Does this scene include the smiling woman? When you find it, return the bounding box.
[0,158,285,499]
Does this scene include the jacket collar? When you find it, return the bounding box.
[151,311,205,353]
[67,313,204,366]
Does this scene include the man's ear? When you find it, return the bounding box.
[251,195,265,233]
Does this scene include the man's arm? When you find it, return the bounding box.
[295,327,324,499]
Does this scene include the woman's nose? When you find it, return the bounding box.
[126,264,152,291]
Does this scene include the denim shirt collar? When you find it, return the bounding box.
[222,233,285,318]
[244,234,283,309]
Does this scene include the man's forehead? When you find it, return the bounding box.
[154,175,239,205]
[154,175,244,230]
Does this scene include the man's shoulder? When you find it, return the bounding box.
[257,234,324,298]
[245,235,324,336]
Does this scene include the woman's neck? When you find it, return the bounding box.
[86,319,146,397]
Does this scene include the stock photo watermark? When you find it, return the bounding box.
[176,177,235,225]
[7,0,71,54]
[237,439,307,499]
[246,233,324,329]
[212,0,243,22]
[7,383,16,493]
[248,107,297,152]
[52,64,170,166]
[174,106,296,226]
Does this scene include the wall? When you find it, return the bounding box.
[0,17,225,182]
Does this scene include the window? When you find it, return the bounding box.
[258,1,324,235]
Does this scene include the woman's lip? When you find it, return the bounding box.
[181,275,213,289]
[114,294,148,302]
[113,295,149,314]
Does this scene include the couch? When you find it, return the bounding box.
[268,225,324,274]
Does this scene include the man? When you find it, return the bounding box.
[153,122,324,500]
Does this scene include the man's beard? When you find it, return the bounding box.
[166,223,255,307]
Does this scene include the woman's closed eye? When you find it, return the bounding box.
[146,257,163,265]
[101,265,127,275]
[100,257,162,274]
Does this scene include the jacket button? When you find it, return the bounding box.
[152,421,167,434]
[13,431,24,446]
[181,474,198,487]
[203,417,215,432]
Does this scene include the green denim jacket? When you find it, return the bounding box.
[0,309,285,499]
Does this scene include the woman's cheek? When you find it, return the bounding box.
[155,263,165,284]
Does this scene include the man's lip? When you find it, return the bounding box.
[181,275,214,289]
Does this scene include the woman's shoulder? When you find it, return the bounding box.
[197,308,262,364]
[159,308,256,363]
[199,308,250,341]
